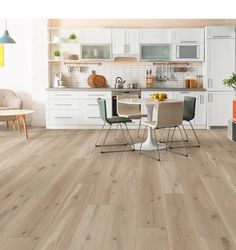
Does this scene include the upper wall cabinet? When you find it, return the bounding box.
[140,29,172,43]
[79,29,112,43]
[207,26,235,39]
[172,28,204,43]
[112,29,139,56]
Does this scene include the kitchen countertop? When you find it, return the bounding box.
[46,87,207,91]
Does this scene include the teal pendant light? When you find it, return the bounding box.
[0,20,16,44]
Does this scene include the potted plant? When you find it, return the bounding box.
[54,50,60,60]
[223,73,236,98]
[69,33,77,42]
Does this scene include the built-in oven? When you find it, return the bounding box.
[112,90,141,116]
[173,43,204,61]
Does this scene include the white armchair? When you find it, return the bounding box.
[0,89,23,127]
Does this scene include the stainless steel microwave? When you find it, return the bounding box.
[173,43,204,61]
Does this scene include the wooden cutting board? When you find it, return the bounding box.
[87,70,106,88]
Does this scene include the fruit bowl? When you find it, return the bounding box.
[150,93,168,101]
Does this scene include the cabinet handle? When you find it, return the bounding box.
[123,44,126,53]
[54,94,72,96]
[200,95,204,104]
[212,35,231,38]
[127,44,130,53]
[208,79,213,88]
[54,116,72,119]
[208,93,213,102]
[87,94,105,97]
[87,104,98,106]
[88,116,99,119]
[180,91,191,93]
[180,40,197,43]
[54,104,72,106]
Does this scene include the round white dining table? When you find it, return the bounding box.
[118,98,179,151]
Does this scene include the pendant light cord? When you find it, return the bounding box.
[5,19,7,30]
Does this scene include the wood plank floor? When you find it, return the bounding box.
[0,127,236,250]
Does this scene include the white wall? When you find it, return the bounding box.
[0,19,48,126]
[0,19,32,109]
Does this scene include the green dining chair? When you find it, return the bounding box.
[95,98,135,153]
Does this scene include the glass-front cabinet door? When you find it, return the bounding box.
[81,44,111,60]
[140,44,171,61]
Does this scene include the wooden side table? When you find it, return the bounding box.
[0,110,34,139]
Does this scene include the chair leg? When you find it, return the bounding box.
[178,126,188,157]
[101,125,112,153]
[153,129,161,161]
[139,125,147,154]
[182,124,189,142]
[124,123,135,150]
[95,122,106,147]
[6,121,9,128]
[137,118,141,138]
[12,121,16,131]
[119,124,129,145]
[170,127,176,142]
[189,121,200,147]
[114,123,119,140]
[159,128,165,142]
[166,128,171,150]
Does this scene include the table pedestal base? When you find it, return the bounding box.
[132,126,166,151]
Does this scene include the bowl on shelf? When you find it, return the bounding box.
[68,54,79,60]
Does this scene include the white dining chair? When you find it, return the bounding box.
[116,94,147,138]
[139,101,188,161]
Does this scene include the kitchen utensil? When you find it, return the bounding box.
[115,77,126,89]
[87,70,107,88]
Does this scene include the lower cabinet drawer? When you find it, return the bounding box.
[46,111,80,125]
[47,100,80,110]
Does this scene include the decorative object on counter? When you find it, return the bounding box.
[52,36,61,43]
[68,54,79,60]
[69,33,77,42]
[146,69,153,88]
[115,77,126,89]
[87,70,107,88]
[127,82,139,89]
[54,72,65,88]
[223,73,236,96]
[196,75,203,88]
[54,50,60,60]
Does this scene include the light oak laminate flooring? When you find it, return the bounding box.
[0,127,236,250]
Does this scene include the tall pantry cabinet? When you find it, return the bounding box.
[206,26,236,127]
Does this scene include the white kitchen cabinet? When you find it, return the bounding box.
[208,91,235,127]
[140,29,172,43]
[174,91,207,127]
[207,26,235,39]
[195,92,207,126]
[79,29,112,43]
[172,28,204,43]
[112,29,139,56]
[207,38,235,90]
[46,90,112,128]
[80,91,112,125]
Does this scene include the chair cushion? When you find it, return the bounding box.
[107,116,132,124]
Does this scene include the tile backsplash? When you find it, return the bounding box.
[50,62,203,88]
